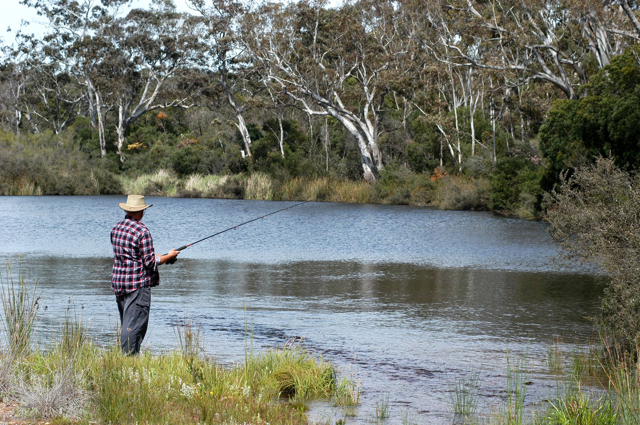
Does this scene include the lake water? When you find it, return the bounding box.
[0,196,604,423]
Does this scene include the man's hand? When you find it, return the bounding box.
[159,249,180,265]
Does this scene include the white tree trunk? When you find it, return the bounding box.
[95,90,107,157]
[234,112,253,157]
[329,109,378,182]
[116,102,127,163]
[278,113,285,159]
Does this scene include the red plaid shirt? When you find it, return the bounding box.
[111,216,158,296]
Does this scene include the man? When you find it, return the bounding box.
[110,195,179,355]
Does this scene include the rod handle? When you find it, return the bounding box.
[163,246,187,266]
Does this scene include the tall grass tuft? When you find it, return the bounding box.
[245,172,274,200]
[450,370,480,418]
[500,351,528,424]
[334,376,361,408]
[120,169,178,196]
[375,392,391,420]
[329,180,373,203]
[545,391,616,425]
[174,318,203,359]
[434,176,490,211]
[58,302,88,362]
[278,177,333,201]
[1,263,40,360]
[183,174,227,197]
[259,347,337,400]
[601,349,640,424]
[6,177,43,196]
[548,337,566,374]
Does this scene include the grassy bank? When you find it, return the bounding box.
[0,266,356,424]
[0,129,541,217]
[118,169,503,214]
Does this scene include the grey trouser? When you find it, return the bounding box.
[116,286,151,355]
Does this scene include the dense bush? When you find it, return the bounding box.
[171,145,205,177]
[490,156,543,218]
[540,49,640,190]
[0,131,122,195]
[547,158,640,354]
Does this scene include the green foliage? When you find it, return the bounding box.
[0,130,122,196]
[172,145,205,178]
[540,49,640,189]
[249,119,316,179]
[407,117,441,173]
[71,117,102,158]
[490,156,543,218]
[544,392,617,425]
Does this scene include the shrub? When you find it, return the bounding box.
[0,130,118,196]
[376,166,414,205]
[546,157,640,354]
[490,156,543,217]
[171,145,204,178]
[435,176,490,211]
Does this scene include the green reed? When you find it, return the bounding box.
[450,369,481,418]
[1,262,40,360]
[500,350,528,424]
[375,392,391,420]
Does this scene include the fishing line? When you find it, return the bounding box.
[165,201,307,264]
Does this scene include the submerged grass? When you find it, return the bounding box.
[450,370,480,418]
[488,351,528,425]
[0,263,349,423]
[375,392,391,419]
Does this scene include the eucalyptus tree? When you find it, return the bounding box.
[99,3,202,162]
[245,0,413,182]
[0,60,30,133]
[423,0,638,101]
[616,0,640,38]
[21,61,85,134]
[186,0,261,158]
[18,0,131,154]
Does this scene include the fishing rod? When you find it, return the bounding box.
[165,201,308,264]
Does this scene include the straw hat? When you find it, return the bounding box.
[119,195,153,212]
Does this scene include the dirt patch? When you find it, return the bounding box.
[0,402,44,424]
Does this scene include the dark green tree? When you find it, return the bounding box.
[540,50,640,189]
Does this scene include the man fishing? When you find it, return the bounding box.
[110,195,180,355]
